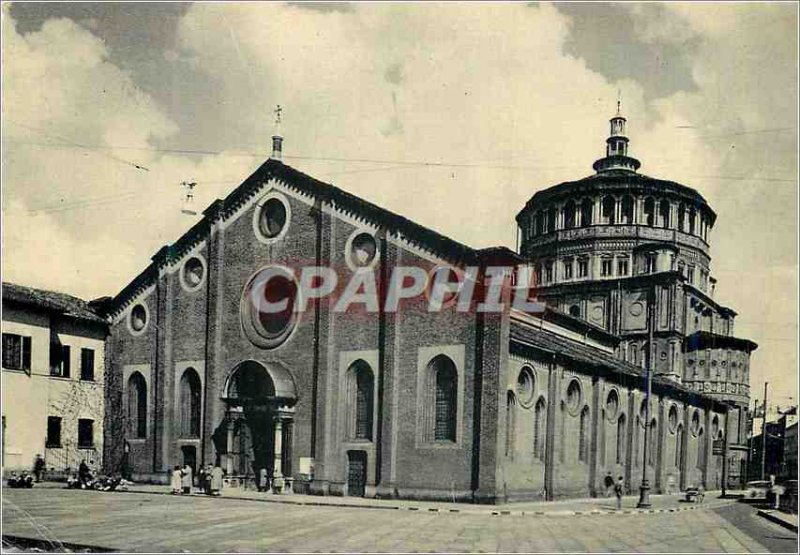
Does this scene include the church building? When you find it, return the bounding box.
[102,111,756,503]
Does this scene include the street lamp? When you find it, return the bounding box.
[637,284,655,509]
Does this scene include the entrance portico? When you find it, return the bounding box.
[217,360,296,492]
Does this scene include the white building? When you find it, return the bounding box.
[2,283,108,475]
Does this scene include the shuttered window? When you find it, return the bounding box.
[50,343,70,377]
[80,348,95,381]
[2,334,31,372]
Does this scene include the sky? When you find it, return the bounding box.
[2,1,797,412]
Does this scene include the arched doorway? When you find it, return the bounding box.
[214,360,297,492]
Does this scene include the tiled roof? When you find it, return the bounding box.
[2,282,106,324]
[110,159,520,315]
[510,321,727,406]
[511,321,643,376]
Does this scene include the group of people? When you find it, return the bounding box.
[8,454,47,487]
[171,463,224,496]
[6,471,35,488]
[65,459,130,492]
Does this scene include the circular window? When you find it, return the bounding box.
[350,232,378,268]
[129,303,148,335]
[260,199,287,238]
[660,351,667,360]
[606,389,620,421]
[181,256,206,291]
[668,405,679,433]
[252,192,291,244]
[690,410,701,436]
[240,265,301,349]
[565,380,581,416]
[629,302,644,317]
[516,367,536,408]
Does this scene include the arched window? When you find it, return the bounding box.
[581,199,593,226]
[569,304,581,318]
[616,414,626,464]
[602,196,616,225]
[505,391,516,458]
[696,428,705,468]
[563,200,576,229]
[127,372,147,439]
[689,206,697,235]
[430,355,457,442]
[347,360,374,440]
[677,202,686,231]
[659,199,671,228]
[546,206,557,233]
[533,397,546,461]
[621,195,634,224]
[643,197,655,226]
[179,368,201,438]
[675,424,684,467]
[579,406,589,462]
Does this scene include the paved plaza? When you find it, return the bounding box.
[3,486,797,552]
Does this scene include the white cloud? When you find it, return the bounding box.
[2,3,796,395]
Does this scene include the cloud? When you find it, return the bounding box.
[2,3,796,396]
[1,7,257,295]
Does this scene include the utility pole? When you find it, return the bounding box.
[637,284,655,508]
[761,382,768,481]
[746,400,756,482]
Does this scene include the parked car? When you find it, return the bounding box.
[743,480,771,502]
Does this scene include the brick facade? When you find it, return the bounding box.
[103,151,746,502]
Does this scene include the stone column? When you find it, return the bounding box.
[225,416,235,476]
[272,416,284,493]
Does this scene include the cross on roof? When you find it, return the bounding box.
[274,105,283,126]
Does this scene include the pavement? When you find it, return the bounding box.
[757,508,799,533]
[24,481,733,516]
[2,485,778,553]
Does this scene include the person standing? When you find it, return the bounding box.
[197,465,207,494]
[33,454,45,483]
[171,466,182,495]
[210,464,224,496]
[603,472,614,497]
[258,467,268,493]
[614,476,624,510]
[181,463,193,495]
[78,460,90,487]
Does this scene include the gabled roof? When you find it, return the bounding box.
[2,282,106,324]
[109,159,518,316]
